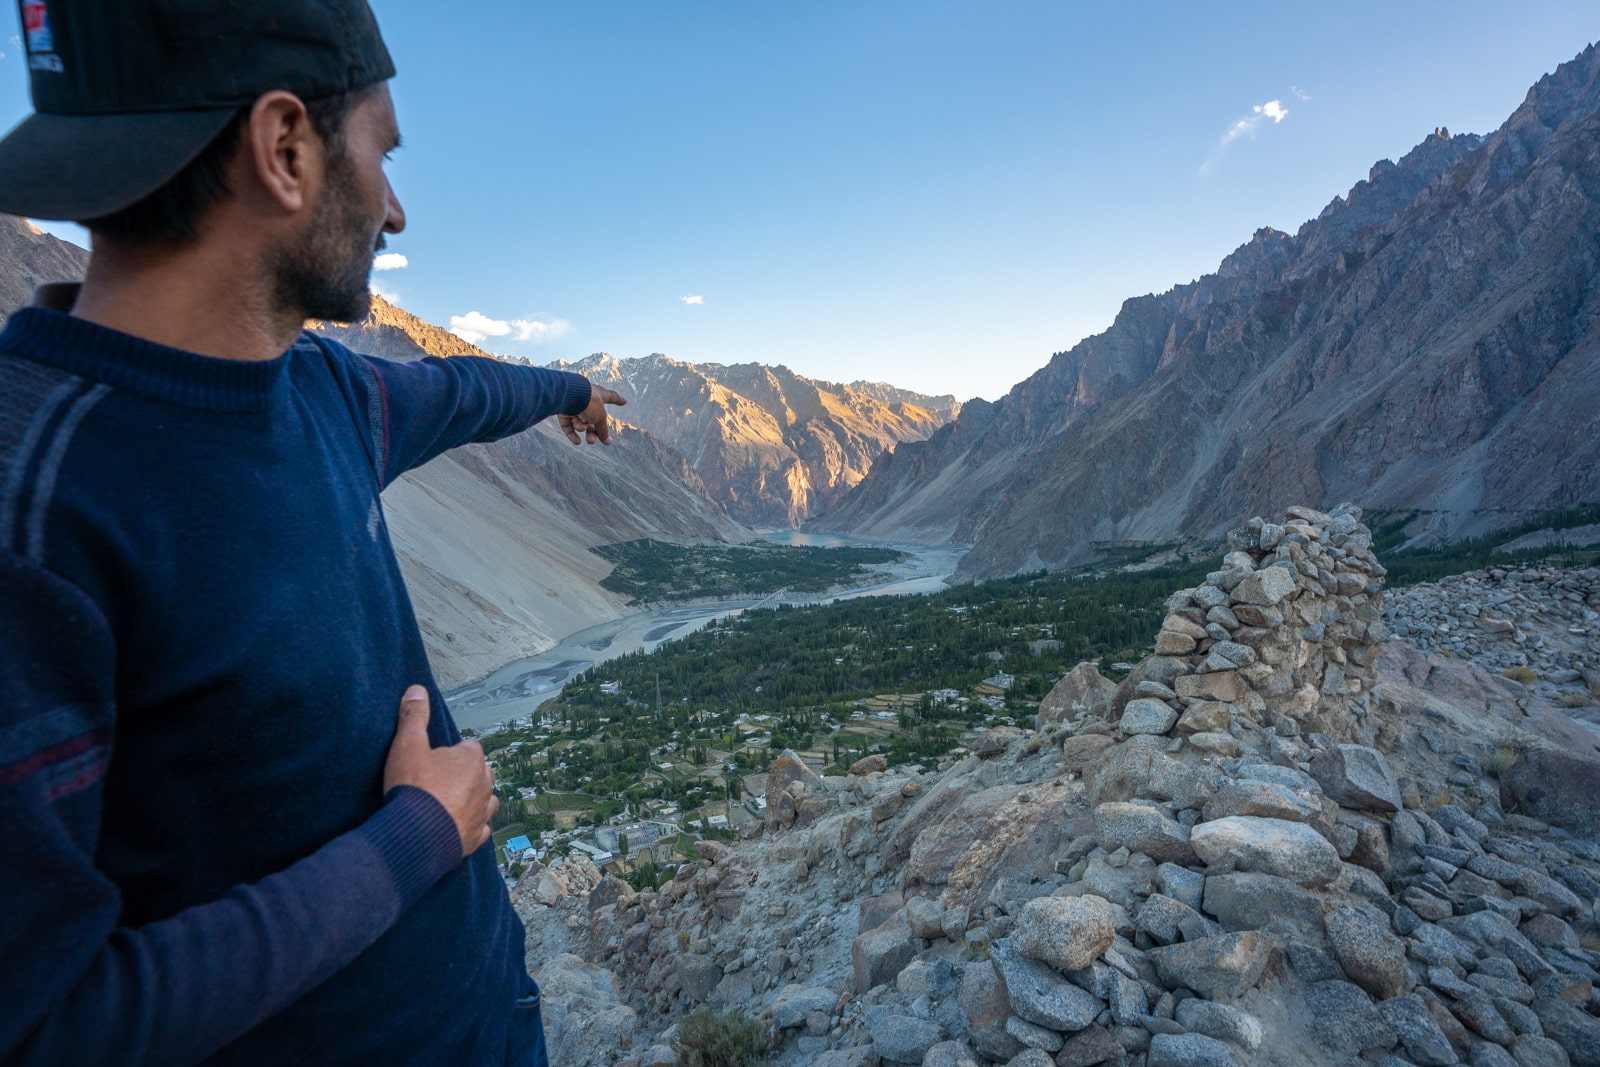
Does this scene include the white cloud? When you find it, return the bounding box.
[370,279,401,303]
[449,310,572,347]
[1202,98,1290,174]
[373,252,408,271]
[1291,85,1311,101]
[680,294,704,305]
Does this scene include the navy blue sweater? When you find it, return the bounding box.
[0,303,592,1065]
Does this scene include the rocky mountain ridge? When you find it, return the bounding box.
[554,352,961,528]
[816,44,1600,580]
[0,215,89,322]
[514,504,1600,1067]
[308,292,494,360]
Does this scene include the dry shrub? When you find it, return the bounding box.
[1482,747,1521,777]
[1502,666,1538,684]
[672,1008,772,1067]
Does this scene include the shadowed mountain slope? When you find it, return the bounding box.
[817,44,1600,580]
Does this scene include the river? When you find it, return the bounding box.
[444,535,965,733]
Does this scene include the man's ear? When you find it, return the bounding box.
[243,91,320,215]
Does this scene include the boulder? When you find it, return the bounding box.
[864,1011,942,1065]
[1054,1024,1125,1067]
[1201,872,1326,941]
[849,753,888,776]
[1148,1032,1240,1067]
[1175,671,1247,704]
[958,960,1024,1063]
[1061,733,1116,774]
[1201,781,1323,824]
[1121,698,1179,735]
[1189,816,1342,887]
[770,985,838,1029]
[1230,567,1297,606]
[1039,661,1118,727]
[990,938,1104,1032]
[587,875,631,912]
[1500,745,1600,840]
[1004,1015,1064,1053]
[1157,862,1206,910]
[767,749,823,799]
[1511,1035,1577,1067]
[1306,979,1396,1055]
[676,954,721,1002]
[1002,1051,1055,1067]
[1376,994,1457,1066]
[534,953,640,1067]
[1137,893,1203,946]
[1535,999,1600,1067]
[1093,802,1196,864]
[906,895,946,940]
[920,1042,983,1067]
[1149,933,1272,1001]
[1309,744,1402,813]
[859,891,906,934]
[1176,701,1234,735]
[1173,1000,1264,1052]
[1089,735,1215,809]
[1011,895,1116,971]
[853,913,917,993]
[1325,905,1407,1000]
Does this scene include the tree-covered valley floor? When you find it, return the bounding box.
[476,506,1600,889]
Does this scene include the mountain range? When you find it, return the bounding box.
[552,353,959,527]
[815,43,1600,579]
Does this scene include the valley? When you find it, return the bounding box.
[446,536,969,734]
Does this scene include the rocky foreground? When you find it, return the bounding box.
[514,505,1600,1067]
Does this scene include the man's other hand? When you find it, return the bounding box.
[559,384,627,445]
[382,685,498,857]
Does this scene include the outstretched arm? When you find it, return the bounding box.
[333,342,626,486]
[0,557,495,1066]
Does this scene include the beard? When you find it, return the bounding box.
[272,151,379,324]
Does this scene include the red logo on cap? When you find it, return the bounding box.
[23,2,53,53]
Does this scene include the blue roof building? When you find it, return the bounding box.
[502,835,533,864]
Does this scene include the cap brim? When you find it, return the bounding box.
[0,108,239,222]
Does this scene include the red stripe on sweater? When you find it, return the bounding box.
[0,729,110,789]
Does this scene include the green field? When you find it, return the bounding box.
[1372,503,1600,586]
[594,539,906,603]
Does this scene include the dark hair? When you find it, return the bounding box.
[82,90,365,246]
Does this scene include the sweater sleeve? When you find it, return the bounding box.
[355,352,592,487]
[0,555,465,1067]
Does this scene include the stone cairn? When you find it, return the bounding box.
[1115,501,1389,749]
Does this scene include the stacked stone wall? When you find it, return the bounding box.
[1120,502,1389,747]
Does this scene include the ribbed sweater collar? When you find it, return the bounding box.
[0,306,293,414]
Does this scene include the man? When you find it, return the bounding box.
[0,2,624,1063]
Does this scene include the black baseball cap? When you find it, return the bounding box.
[0,0,394,221]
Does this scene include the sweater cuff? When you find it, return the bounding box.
[559,372,592,417]
[364,785,464,910]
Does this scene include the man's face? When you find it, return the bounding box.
[273,84,405,323]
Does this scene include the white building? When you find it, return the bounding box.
[569,840,614,865]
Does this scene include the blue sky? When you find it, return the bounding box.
[3,3,1595,399]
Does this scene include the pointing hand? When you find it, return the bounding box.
[560,384,627,445]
